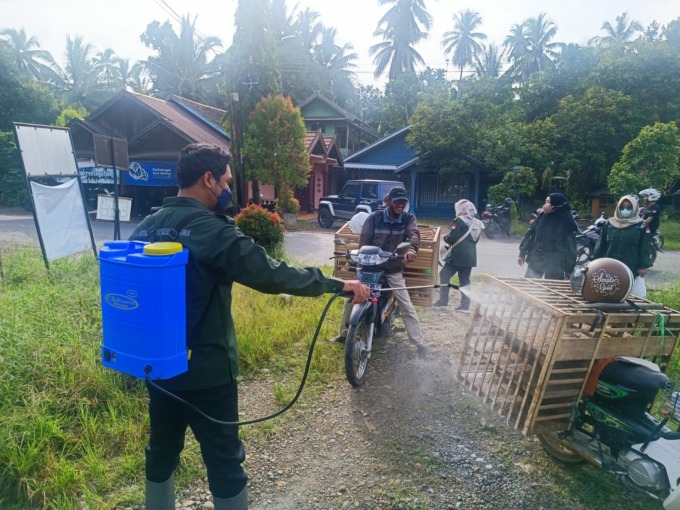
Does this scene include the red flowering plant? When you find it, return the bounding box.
[235,204,286,258]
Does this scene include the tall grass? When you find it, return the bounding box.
[0,246,344,509]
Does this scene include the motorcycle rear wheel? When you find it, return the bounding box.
[538,432,583,464]
[345,317,373,387]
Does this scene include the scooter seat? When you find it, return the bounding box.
[600,358,669,394]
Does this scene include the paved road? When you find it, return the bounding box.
[1,213,676,290]
[286,229,678,291]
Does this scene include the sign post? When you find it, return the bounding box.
[94,135,129,240]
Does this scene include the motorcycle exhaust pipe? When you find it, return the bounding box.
[546,433,605,469]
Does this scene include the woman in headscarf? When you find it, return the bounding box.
[518,192,578,279]
[593,194,651,296]
[434,199,482,312]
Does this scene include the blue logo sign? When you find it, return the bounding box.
[124,160,177,187]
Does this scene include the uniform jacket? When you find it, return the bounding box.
[130,196,344,390]
[593,222,651,277]
[443,218,478,267]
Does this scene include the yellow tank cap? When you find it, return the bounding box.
[143,242,183,256]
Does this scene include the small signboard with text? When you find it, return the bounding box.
[97,195,132,222]
[123,160,177,187]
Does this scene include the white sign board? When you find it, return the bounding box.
[14,124,78,177]
[96,195,132,222]
[30,178,93,261]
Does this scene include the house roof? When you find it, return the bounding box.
[77,90,231,152]
[305,130,343,167]
[299,92,377,137]
[344,126,412,163]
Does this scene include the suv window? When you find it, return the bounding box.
[341,183,359,199]
[383,184,402,198]
[361,183,378,199]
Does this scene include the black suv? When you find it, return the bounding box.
[317,179,406,228]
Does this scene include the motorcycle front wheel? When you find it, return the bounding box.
[484,222,500,239]
[538,432,583,464]
[345,317,373,387]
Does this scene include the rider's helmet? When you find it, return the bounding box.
[571,257,634,303]
[504,197,514,206]
[639,188,661,202]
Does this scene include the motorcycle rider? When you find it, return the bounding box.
[333,187,430,357]
[639,188,662,235]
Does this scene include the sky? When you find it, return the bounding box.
[1,0,678,88]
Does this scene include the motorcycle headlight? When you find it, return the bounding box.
[355,253,386,265]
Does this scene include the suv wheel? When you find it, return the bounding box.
[318,207,335,228]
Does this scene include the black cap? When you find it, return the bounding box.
[388,187,409,201]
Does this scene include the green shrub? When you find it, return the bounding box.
[276,187,300,214]
[234,204,286,258]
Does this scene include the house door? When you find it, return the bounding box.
[421,175,438,206]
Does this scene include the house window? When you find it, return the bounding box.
[336,126,348,149]
[421,175,438,205]
[437,174,469,204]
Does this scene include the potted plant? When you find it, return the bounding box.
[276,187,300,228]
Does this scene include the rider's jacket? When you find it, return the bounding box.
[360,209,420,273]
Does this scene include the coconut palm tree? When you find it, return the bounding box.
[294,7,323,51]
[370,0,432,80]
[441,9,487,83]
[504,14,560,82]
[589,12,643,48]
[93,48,120,87]
[313,27,358,74]
[473,43,504,79]
[141,14,223,101]
[0,28,55,81]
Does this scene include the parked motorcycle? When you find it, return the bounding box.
[576,213,607,263]
[481,205,511,239]
[334,239,411,386]
[650,230,665,264]
[539,356,680,509]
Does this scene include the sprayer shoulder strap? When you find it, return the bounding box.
[148,210,212,242]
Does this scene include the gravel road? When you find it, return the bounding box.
[144,305,659,510]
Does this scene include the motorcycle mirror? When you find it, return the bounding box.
[334,238,349,253]
[395,242,412,255]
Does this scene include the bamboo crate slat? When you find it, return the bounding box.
[456,275,680,436]
[333,222,441,307]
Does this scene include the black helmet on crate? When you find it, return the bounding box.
[571,258,634,303]
[639,188,661,202]
[504,197,514,205]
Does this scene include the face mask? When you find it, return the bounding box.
[619,207,633,218]
[542,203,553,214]
[211,181,233,212]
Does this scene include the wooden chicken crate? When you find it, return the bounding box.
[333,222,441,306]
[456,275,680,436]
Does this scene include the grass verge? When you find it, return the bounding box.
[0,246,343,509]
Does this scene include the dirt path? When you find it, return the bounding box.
[192,306,655,510]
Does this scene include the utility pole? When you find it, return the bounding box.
[229,93,247,212]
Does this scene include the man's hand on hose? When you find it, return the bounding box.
[342,280,371,304]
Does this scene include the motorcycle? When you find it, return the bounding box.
[333,239,411,386]
[481,205,511,239]
[650,230,665,264]
[576,213,607,263]
[539,356,680,509]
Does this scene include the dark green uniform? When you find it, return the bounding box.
[130,196,345,390]
[443,219,478,267]
[593,222,651,277]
